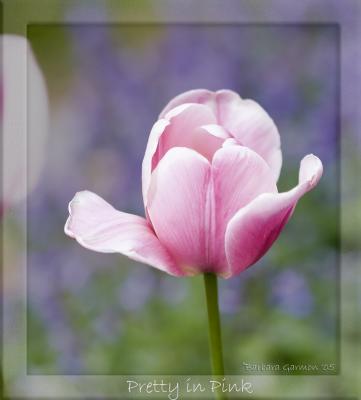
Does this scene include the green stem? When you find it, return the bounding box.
[204,273,226,400]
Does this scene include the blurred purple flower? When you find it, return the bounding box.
[159,276,188,305]
[118,269,156,312]
[93,309,123,343]
[269,269,313,318]
[28,250,85,372]
[219,277,243,314]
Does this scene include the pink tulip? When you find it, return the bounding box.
[65,89,322,278]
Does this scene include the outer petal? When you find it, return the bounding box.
[224,155,323,278]
[142,118,170,209]
[142,103,218,208]
[147,147,211,275]
[159,89,214,118]
[210,145,278,272]
[159,89,239,122]
[65,191,181,276]
[220,97,282,181]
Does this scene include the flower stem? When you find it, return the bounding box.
[203,273,226,399]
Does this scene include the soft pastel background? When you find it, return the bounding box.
[5,2,348,379]
[23,20,340,376]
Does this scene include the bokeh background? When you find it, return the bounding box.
[9,5,342,377]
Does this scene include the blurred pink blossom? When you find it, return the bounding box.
[65,89,322,278]
[1,35,49,211]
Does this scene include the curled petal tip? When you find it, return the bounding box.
[64,216,74,237]
[299,154,323,188]
[64,190,92,237]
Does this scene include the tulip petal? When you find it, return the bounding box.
[159,89,282,180]
[142,103,217,208]
[159,89,214,118]
[156,103,217,165]
[210,145,278,271]
[142,118,170,209]
[65,191,180,275]
[147,147,211,274]
[189,124,229,161]
[224,155,323,278]
[220,97,282,181]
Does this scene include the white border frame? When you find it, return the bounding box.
[2,0,360,398]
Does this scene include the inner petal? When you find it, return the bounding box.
[151,103,217,171]
[188,124,230,161]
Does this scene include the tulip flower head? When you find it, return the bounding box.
[65,89,322,278]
